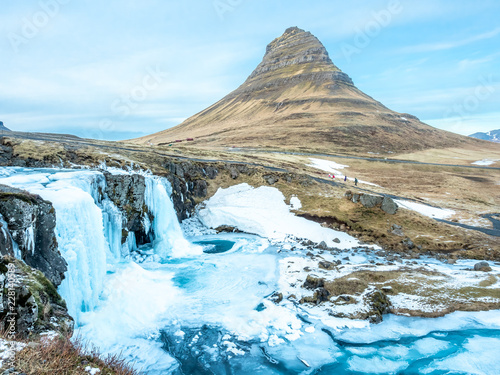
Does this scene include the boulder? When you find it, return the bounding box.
[381,197,398,215]
[228,166,239,179]
[390,224,404,237]
[263,174,279,185]
[317,241,328,250]
[205,166,218,179]
[303,275,325,289]
[474,261,492,272]
[364,289,391,324]
[318,260,336,270]
[402,238,415,250]
[360,194,384,208]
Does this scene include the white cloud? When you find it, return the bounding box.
[425,111,500,135]
[399,27,500,54]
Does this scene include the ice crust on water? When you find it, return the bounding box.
[348,356,408,374]
[422,336,500,375]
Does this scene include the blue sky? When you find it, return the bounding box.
[1,0,499,140]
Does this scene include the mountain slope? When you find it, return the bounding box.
[470,129,500,143]
[133,27,482,154]
[0,121,10,132]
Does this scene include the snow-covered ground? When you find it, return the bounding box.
[472,159,499,166]
[198,183,371,250]
[307,158,380,187]
[394,199,455,220]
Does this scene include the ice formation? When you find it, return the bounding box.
[0,167,499,374]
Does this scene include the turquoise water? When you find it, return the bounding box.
[159,238,500,375]
[193,239,236,254]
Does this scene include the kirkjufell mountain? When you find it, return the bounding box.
[134,27,479,154]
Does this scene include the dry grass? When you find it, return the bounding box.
[5,134,499,256]
[324,269,500,317]
[13,336,139,375]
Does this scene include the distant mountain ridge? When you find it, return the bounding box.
[0,121,10,132]
[469,129,500,143]
[133,27,481,154]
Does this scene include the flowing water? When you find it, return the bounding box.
[0,167,499,375]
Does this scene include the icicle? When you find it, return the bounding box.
[24,226,35,255]
[0,214,21,259]
[123,231,137,254]
[101,199,125,262]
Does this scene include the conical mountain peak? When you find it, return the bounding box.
[245,26,345,85]
[134,27,471,154]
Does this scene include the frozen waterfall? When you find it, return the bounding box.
[0,168,190,324]
[144,176,202,258]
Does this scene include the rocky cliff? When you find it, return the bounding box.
[0,256,73,339]
[0,185,67,287]
[133,27,478,154]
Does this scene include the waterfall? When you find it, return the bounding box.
[0,168,195,325]
[39,171,111,323]
[144,176,202,258]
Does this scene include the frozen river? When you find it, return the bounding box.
[1,167,499,374]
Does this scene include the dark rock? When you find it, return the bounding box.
[0,185,67,286]
[228,166,239,179]
[364,289,391,323]
[317,241,328,250]
[390,224,404,237]
[474,261,492,272]
[205,166,218,179]
[318,260,336,270]
[315,288,330,303]
[403,238,415,250]
[263,174,279,185]
[103,173,150,246]
[381,197,398,215]
[303,275,325,289]
[352,193,361,203]
[270,292,283,304]
[360,194,384,208]
[333,238,341,243]
[192,180,208,198]
[0,256,73,339]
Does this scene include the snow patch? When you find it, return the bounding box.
[394,199,455,219]
[198,184,365,250]
[307,158,380,186]
[289,196,302,210]
[472,159,499,166]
